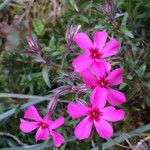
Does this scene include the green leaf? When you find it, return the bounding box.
[0,136,76,150]
[48,36,56,48]
[80,15,89,24]
[67,119,80,126]
[0,38,2,47]
[33,19,45,35]
[121,26,134,38]
[60,144,66,150]
[0,99,45,121]
[0,0,12,11]
[68,0,79,12]
[42,65,51,88]
[121,12,128,26]
[32,58,45,63]
[119,82,127,90]
[137,64,146,77]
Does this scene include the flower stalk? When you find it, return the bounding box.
[96,135,103,150]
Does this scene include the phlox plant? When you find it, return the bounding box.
[19,30,126,148]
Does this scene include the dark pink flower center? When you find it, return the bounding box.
[88,107,102,121]
[98,77,108,88]
[37,121,48,129]
[89,48,102,59]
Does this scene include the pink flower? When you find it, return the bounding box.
[81,67,126,106]
[20,105,65,147]
[67,93,125,140]
[72,31,120,72]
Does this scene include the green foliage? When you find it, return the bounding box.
[33,19,45,35]
[42,65,51,88]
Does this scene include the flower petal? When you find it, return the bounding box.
[90,87,107,109]
[102,109,125,122]
[72,54,92,72]
[51,131,64,147]
[101,106,116,112]
[24,105,43,122]
[106,68,123,86]
[94,119,113,139]
[67,102,89,119]
[89,62,107,79]
[74,116,93,140]
[73,32,93,52]
[20,119,38,133]
[49,117,65,130]
[102,39,120,58]
[107,88,126,106]
[100,60,111,72]
[80,69,98,88]
[35,127,50,141]
[94,31,107,49]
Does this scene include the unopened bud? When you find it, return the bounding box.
[65,25,81,44]
[100,0,116,20]
[26,36,42,57]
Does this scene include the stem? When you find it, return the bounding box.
[47,86,72,114]
[41,54,72,72]
[96,135,103,150]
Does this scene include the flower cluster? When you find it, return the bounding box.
[19,31,126,147]
[68,31,126,139]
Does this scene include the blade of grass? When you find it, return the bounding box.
[0,0,12,11]
[0,136,76,150]
[0,124,150,150]
[0,99,47,121]
[0,93,50,101]
[92,123,150,150]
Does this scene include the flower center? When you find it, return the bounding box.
[88,107,102,121]
[89,48,102,59]
[98,77,108,88]
[37,121,48,129]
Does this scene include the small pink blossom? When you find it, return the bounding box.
[20,105,65,147]
[67,93,125,140]
[81,67,126,106]
[72,31,120,72]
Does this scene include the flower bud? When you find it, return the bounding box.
[65,25,81,45]
[100,0,116,20]
[26,36,42,57]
